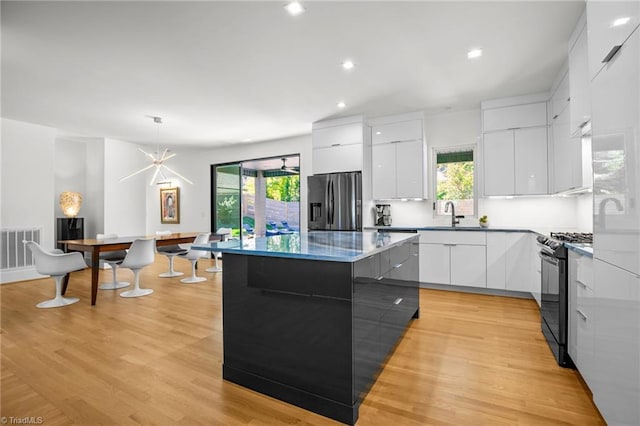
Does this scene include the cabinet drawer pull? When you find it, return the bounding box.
[576,309,588,321]
[444,243,457,247]
[368,255,375,260]
[394,298,403,305]
[553,114,559,120]
[576,279,587,289]
[579,120,590,129]
[331,143,341,147]
[376,276,384,281]
[602,45,622,63]
[393,263,403,269]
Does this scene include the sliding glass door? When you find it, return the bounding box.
[211,163,241,237]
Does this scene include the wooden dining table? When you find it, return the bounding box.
[58,232,201,305]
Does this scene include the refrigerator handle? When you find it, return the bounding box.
[329,180,335,225]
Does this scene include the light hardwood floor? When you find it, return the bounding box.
[1,256,604,425]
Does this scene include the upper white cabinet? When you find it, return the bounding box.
[591,25,640,276]
[312,116,365,174]
[372,119,422,145]
[550,71,570,119]
[482,96,549,196]
[569,15,591,136]
[482,102,547,132]
[483,127,548,196]
[587,0,640,81]
[369,113,426,200]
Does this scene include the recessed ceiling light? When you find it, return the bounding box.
[337,101,346,108]
[342,60,355,70]
[612,17,631,27]
[375,131,381,135]
[284,1,305,16]
[467,48,482,59]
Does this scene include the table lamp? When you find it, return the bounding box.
[59,191,82,217]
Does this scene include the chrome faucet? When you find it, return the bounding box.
[597,197,623,229]
[444,201,459,227]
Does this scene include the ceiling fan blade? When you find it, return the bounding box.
[162,164,194,184]
[119,163,155,181]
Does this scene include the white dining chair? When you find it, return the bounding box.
[156,231,188,277]
[118,238,156,298]
[206,228,232,273]
[97,233,129,290]
[23,240,87,308]
[178,232,211,283]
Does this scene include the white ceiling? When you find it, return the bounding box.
[1,1,584,148]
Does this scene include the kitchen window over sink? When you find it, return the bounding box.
[433,146,476,217]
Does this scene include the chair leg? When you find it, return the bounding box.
[36,275,80,308]
[180,258,207,283]
[205,253,222,273]
[120,269,154,298]
[99,263,130,290]
[159,254,184,278]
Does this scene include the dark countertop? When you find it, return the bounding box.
[366,226,536,233]
[565,243,593,258]
[192,231,418,262]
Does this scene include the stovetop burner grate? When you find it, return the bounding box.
[549,232,593,244]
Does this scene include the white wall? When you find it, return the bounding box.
[84,138,105,239]
[104,138,147,236]
[1,118,57,282]
[144,134,312,235]
[54,138,86,219]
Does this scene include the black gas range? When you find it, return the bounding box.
[536,232,592,367]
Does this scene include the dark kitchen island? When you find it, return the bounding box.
[196,231,420,425]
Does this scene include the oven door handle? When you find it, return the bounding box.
[538,251,559,266]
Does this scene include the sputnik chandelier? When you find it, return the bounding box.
[119,116,193,186]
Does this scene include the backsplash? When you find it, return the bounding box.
[372,193,593,234]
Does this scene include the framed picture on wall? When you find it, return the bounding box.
[160,187,180,224]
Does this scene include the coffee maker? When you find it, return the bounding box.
[375,204,391,226]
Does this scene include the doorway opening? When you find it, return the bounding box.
[211,155,300,238]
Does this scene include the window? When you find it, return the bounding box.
[433,147,476,217]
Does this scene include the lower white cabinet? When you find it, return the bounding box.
[591,259,640,426]
[486,232,532,292]
[418,231,486,288]
[568,250,595,385]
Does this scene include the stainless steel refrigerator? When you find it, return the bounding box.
[308,172,362,231]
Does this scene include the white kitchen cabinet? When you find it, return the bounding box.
[418,243,450,285]
[419,231,486,287]
[568,250,595,386]
[514,127,548,195]
[551,105,584,193]
[372,119,422,145]
[371,143,396,199]
[450,244,486,288]
[591,27,640,276]
[482,102,547,132]
[569,20,591,136]
[372,139,425,199]
[587,0,639,81]
[530,234,541,307]
[591,259,640,426]
[484,127,548,196]
[312,116,364,174]
[550,71,570,119]
[313,144,363,175]
[486,232,532,292]
[483,131,515,196]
